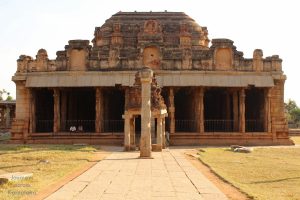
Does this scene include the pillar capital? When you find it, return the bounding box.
[140,67,153,79]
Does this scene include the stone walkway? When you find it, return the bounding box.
[45,148,227,200]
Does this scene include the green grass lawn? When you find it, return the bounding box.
[197,146,300,200]
[0,144,102,200]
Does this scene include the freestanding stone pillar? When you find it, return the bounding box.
[140,68,153,158]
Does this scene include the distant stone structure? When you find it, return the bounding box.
[0,100,15,131]
[10,11,292,147]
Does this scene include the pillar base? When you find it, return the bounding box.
[140,151,152,158]
[124,145,131,151]
[152,144,162,152]
[139,156,153,159]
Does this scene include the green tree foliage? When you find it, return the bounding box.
[285,99,300,126]
[0,89,12,101]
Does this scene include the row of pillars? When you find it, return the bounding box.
[123,114,166,152]
[29,88,105,134]
[29,86,271,136]
[168,87,272,134]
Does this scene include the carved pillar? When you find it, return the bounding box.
[169,88,175,134]
[151,118,156,142]
[29,89,36,133]
[130,117,135,150]
[198,88,204,134]
[233,91,239,131]
[156,116,163,151]
[264,88,271,133]
[140,68,153,158]
[239,88,246,133]
[60,91,67,131]
[162,117,166,149]
[53,88,60,133]
[124,113,131,151]
[95,88,103,133]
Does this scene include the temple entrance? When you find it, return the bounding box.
[103,88,124,133]
[35,89,54,132]
[204,88,238,132]
[60,88,95,132]
[245,87,265,132]
[174,88,196,132]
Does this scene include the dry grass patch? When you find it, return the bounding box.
[0,144,103,200]
[291,136,300,145]
[197,147,300,200]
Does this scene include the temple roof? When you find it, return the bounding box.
[92,11,209,49]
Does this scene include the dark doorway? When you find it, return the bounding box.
[204,88,236,132]
[245,88,265,132]
[35,89,54,132]
[174,88,196,132]
[103,88,124,133]
[60,88,95,132]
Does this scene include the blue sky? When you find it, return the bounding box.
[0,0,299,103]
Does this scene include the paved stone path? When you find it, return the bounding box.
[45,148,227,200]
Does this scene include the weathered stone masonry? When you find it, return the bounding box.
[10,11,292,146]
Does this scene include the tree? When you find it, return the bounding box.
[285,99,300,126]
[0,89,12,101]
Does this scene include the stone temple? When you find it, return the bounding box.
[11,11,293,149]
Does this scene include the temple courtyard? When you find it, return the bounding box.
[0,137,299,200]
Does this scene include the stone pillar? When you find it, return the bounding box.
[130,117,135,149]
[123,113,131,151]
[5,106,11,129]
[53,88,60,133]
[233,91,239,131]
[95,88,103,133]
[29,89,36,133]
[140,68,153,158]
[162,117,166,148]
[60,91,67,131]
[239,88,246,133]
[198,88,204,134]
[264,88,271,133]
[156,116,163,151]
[169,88,175,134]
[151,118,156,142]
